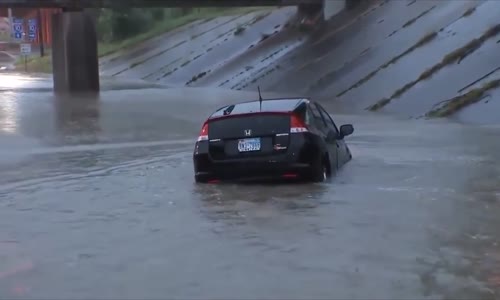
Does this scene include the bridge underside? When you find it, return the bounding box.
[0,7,44,17]
[1,0,321,8]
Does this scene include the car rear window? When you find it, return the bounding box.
[211,99,303,118]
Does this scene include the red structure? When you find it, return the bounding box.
[22,8,61,46]
[0,8,61,47]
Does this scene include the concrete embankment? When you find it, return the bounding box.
[100,0,500,124]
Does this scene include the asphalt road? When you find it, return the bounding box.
[1,77,500,299]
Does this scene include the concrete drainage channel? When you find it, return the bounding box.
[97,0,500,125]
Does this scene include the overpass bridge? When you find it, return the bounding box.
[1,0,323,8]
[0,0,349,95]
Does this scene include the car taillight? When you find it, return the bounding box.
[197,122,208,141]
[290,114,308,133]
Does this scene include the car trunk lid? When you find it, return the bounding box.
[207,112,291,160]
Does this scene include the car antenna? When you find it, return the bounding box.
[258,86,263,111]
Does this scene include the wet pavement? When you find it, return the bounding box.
[2,75,500,299]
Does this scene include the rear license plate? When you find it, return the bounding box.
[238,138,261,152]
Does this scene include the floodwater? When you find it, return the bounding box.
[2,75,500,299]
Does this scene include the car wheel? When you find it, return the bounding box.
[311,157,327,183]
[194,174,209,183]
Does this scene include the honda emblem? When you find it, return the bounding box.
[244,129,252,136]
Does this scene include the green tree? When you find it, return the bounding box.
[110,8,151,40]
[96,8,159,42]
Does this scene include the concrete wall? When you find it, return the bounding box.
[323,0,346,20]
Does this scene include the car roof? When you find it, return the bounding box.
[209,97,310,118]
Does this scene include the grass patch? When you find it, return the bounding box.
[259,33,271,42]
[161,67,178,78]
[15,51,52,73]
[186,70,209,85]
[234,25,246,35]
[414,31,438,48]
[130,61,140,69]
[249,11,271,26]
[17,6,271,73]
[426,79,500,117]
[368,23,500,111]
[402,6,436,28]
[367,98,391,111]
[337,31,437,97]
[462,6,476,17]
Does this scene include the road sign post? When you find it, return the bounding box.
[8,8,13,41]
[20,43,31,72]
[36,9,44,57]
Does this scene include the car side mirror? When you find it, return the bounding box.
[339,124,354,139]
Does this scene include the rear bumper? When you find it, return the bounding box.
[193,132,321,182]
[194,157,312,182]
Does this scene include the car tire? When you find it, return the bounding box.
[194,174,209,183]
[310,156,327,183]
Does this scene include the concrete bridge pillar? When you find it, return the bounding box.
[51,10,99,95]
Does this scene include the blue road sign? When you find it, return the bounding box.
[12,18,24,40]
[27,19,37,41]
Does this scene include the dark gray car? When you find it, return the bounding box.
[193,97,354,183]
[0,51,16,71]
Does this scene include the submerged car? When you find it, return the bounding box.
[193,97,354,183]
[296,3,324,31]
[0,51,16,71]
[298,12,324,31]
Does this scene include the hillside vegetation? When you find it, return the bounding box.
[18,7,267,73]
